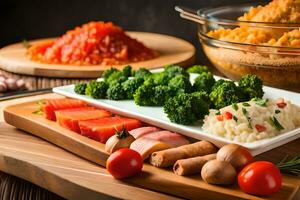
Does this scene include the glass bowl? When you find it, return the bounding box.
[177,4,300,92]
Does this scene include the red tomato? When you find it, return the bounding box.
[276,98,287,108]
[255,124,266,132]
[216,115,224,121]
[224,111,233,120]
[238,161,282,196]
[106,148,143,179]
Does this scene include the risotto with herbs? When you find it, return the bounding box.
[203,98,300,143]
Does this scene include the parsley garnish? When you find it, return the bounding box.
[268,116,284,131]
[232,103,238,111]
[242,108,248,115]
[253,98,268,107]
[233,115,238,122]
[242,102,251,107]
[242,108,252,129]
[216,110,221,115]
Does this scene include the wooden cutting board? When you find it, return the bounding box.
[0,32,195,78]
[3,96,300,200]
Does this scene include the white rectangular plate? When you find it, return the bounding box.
[53,72,300,156]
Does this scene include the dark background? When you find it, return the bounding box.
[0,0,266,64]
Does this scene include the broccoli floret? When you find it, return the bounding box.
[163,92,209,125]
[152,85,174,106]
[85,80,108,99]
[209,80,242,109]
[134,81,156,106]
[102,68,118,80]
[164,65,189,79]
[135,68,152,80]
[192,72,216,93]
[192,91,211,108]
[107,83,127,100]
[74,82,87,95]
[106,71,128,85]
[187,65,209,74]
[148,72,170,85]
[238,74,264,100]
[168,75,192,94]
[122,78,144,99]
[122,65,134,77]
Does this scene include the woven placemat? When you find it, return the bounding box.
[0,172,64,200]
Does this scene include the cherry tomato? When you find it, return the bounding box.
[106,148,143,179]
[238,161,282,196]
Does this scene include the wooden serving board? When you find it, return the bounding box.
[0,32,195,78]
[3,96,300,200]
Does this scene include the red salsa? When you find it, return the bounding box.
[28,21,156,65]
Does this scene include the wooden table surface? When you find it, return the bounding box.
[0,93,300,200]
[0,93,180,200]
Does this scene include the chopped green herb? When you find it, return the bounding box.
[268,116,284,131]
[242,107,252,129]
[242,102,251,107]
[253,98,268,107]
[242,107,248,115]
[22,39,32,49]
[275,110,281,114]
[233,115,238,122]
[216,110,221,115]
[247,117,252,129]
[232,103,238,111]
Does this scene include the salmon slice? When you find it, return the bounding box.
[129,126,161,139]
[130,139,170,160]
[130,131,189,159]
[55,107,111,133]
[79,116,142,143]
[43,98,87,121]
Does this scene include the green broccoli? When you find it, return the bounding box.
[163,92,209,125]
[192,72,216,93]
[209,80,242,109]
[164,65,189,79]
[74,82,87,95]
[102,68,118,80]
[192,91,211,108]
[168,75,192,94]
[106,71,128,85]
[107,83,127,100]
[122,78,144,99]
[135,68,152,80]
[152,85,174,106]
[238,74,264,100]
[122,65,134,77]
[133,81,156,106]
[148,72,170,86]
[187,65,209,74]
[85,80,108,99]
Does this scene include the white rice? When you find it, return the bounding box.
[203,98,300,143]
